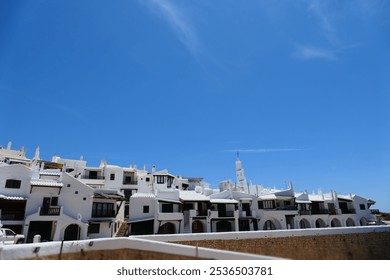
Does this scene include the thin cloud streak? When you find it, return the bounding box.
[294,45,337,60]
[224,148,310,153]
[294,43,362,61]
[307,0,339,44]
[146,0,201,57]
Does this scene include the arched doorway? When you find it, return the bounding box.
[299,219,311,229]
[331,218,341,227]
[346,218,355,227]
[64,224,80,241]
[192,220,204,233]
[315,219,326,228]
[360,217,368,226]
[216,220,232,232]
[263,220,276,230]
[158,222,175,234]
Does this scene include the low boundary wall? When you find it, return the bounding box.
[0,237,278,260]
[139,226,390,260]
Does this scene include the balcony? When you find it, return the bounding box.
[157,212,183,221]
[40,206,61,216]
[0,211,25,220]
[329,209,340,215]
[312,209,329,215]
[239,211,253,218]
[341,208,356,214]
[276,206,298,211]
[218,210,235,217]
[123,180,138,185]
[92,211,115,218]
[299,210,311,215]
[81,175,105,180]
[207,210,238,219]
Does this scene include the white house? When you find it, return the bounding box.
[0,154,126,242]
[128,192,156,235]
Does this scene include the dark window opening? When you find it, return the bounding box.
[143,205,149,213]
[89,171,98,179]
[88,224,100,234]
[161,204,174,213]
[92,202,115,217]
[5,179,21,189]
[50,197,58,206]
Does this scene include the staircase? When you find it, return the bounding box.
[115,220,129,237]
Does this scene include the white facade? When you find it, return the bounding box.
[0,155,125,242]
[0,141,381,241]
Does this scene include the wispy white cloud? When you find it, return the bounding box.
[307,0,339,44]
[294,45,337,60]
[224,148,310,154]
[294,43,362,61]
[143,0,201,57]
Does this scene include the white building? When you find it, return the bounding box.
[0,144,125,242]
[0,142,380,241]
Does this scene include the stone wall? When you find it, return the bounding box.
[174,232,390,260]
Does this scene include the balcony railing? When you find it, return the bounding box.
[218,211,235,217]
[312,209,329,215]
[197,210,208,217]
[80,175,105,180]
[123,180,138,185]
[299,210,311,215]
[275,206,298,211]
[0,211,25,220]
[40,206,61,216]
[158,212,183,221]
[240,210,252,217]
[329,209,338,215]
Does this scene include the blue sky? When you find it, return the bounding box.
[1,0,389,211]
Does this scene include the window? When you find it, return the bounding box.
[5,179,21,189]
[156,176,165,184]
[143,205,149,213]
[258,200,275,209]
[88,224,100,234]
[146,178,150,182]
[360,204,366,210]
[92,202,115,217]
[110,173,115,180]
[161,204,173,213]
[123,176,133,184]
[89,171,98,179]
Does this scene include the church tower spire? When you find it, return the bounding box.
[235,153,248,191]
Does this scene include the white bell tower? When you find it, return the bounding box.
[235,153,248,191]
